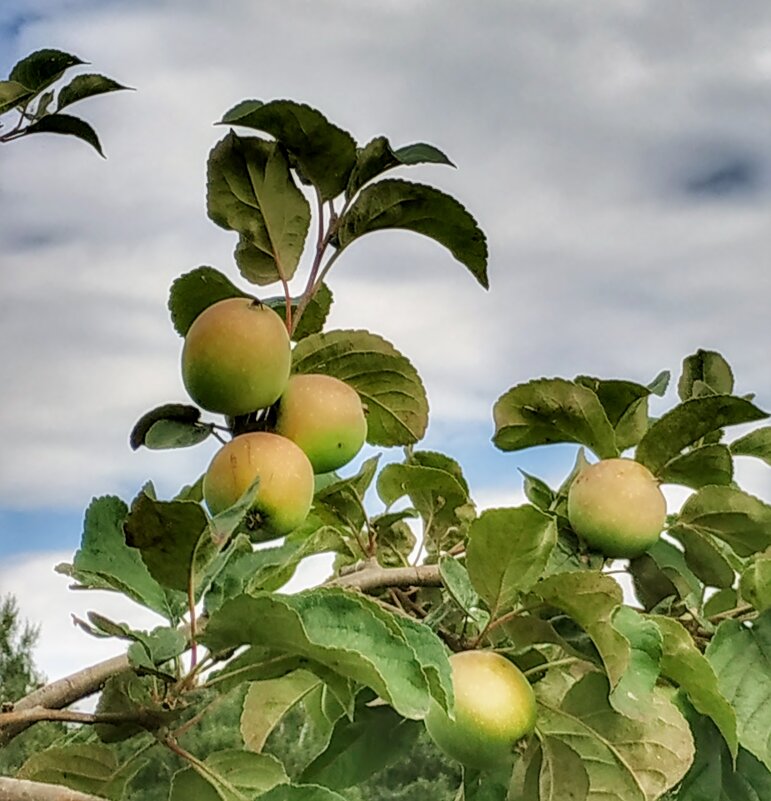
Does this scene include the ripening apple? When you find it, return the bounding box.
[203,432,314,538]
[567,457,667,558]
[424,651,536,769]
[182,298,291,416]
[275,374,367,474]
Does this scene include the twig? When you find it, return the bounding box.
[0,706,158,728]
[329,563,442,593]
[0,776,110,801]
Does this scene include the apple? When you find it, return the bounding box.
[182,298,290,416]
[567,457,666,558]
[275,374,367,474]
[203,431,314,538]
[424,651,536,769]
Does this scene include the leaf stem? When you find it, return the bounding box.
[187,576,198,673]
[521,657,582,678]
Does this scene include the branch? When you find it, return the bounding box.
[0,776,110,801]
[0,706,157,728]
[0,653,128,747]
[330,563,442,593]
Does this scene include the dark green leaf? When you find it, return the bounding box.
[703,587,737,617]
[221,98,357,200]
[394,141,454,166]
[659,444,734,489]
[519,470,556,512]
[265,282,334,342]
[730,426,771,467]
[256,784,348,801]
[129,403,205,450]
[24,113,104,156]
[0,80,33,114]
[636,396,767,476]
[168,265,249,337]
[574,376,652,451]
[678,350,734,400]
[493,378,618,458]
[669,526,735,588]
[57,73,130,110]
[630,539,702,610]
[9,48,84,92]
[648,370,671,397]
[338,178,488,288]
[144,418,214,450]
[292,328,428,446]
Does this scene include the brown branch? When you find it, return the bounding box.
[330,564,442,593]
[0,776,110,801]
[0,706,157,728]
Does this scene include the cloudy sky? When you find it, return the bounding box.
[1,0,770,683]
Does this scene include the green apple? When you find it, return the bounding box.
[182,298,290,416]
[275,374,367,474]
[203,432,314,538]
[567,457,666,558]
[424,651,536,769]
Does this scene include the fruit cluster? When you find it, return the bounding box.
[181,297,367,538]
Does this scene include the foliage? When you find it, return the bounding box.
[1,58,770,801]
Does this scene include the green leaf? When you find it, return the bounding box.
[56,73,130,110]
[56,496,184,620]
[0,80,33,114]
[503,615,600,664]
[9,48,84,92]
[520,470,556,512]
[670,485,771,558]
[636,396,767,476]
[221,98,357,200]
[17,743,146,800]
[292,328,428,446]
[170,750,288,801]
[648,370,671,397]
[168,266,249,337]
[678,350,735,400]
[315,455,380,535]
[669,525,735,589]
[256,784,349,801]
[730,426,771,467]
[703,587,738,617]
[24,113,104,156]
[371,512,417,567]
[630,539,702,611]
[338,179,488,288]
[492,378,618,458]
[266,282,334,341]
[129,403,208,450]
[201,588,439,719]
[440,556,479,616]
[706,611,771,769]
[207,131,311,285]
[536,672,694,801]
[740,549,771,612]
[300,702,420,790]
[466,506,556,615]
[394,141,454,166]
[143,418,214,450]
[659,444,734,489]
[127,626,187,674]
[241,670,321,752]
[95,671,174,742]
[651,615,737,757]
[512,737,589,801]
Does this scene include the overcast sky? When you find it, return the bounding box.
[1,0,770,683]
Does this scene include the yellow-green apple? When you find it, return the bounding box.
[567,457,666,558]
[182,298,290,416]
[424,650,536,769]
[275,374,367,474]
[203,432,314,538]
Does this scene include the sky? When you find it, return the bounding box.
[1,0,770,685]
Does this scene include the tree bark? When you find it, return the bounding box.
[0,776,109,801]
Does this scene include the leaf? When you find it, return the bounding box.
[740,549,771,612]
[129,403,208,450]
[520,470,556,512]
[706,611,771,769]
[95,671,174,742]
[730,426,771,467]
[440,556,479,615]
[266,282,334,341]
[170,750,288,801]
[57,496,183,620]
[143,418,214,450]
[394,141,454,166]
[207,132,311,285]
[515,737,590,801]
[315,455,380,534]
[221,98,357,200]
[201,588,439,719]
[630,539,702,611]
[651,615,737,757]
[338,179,488,288]
[9,48,84,92]
[678,350,735,400]
[670,485,771,558]
[56,73,130,110]
[536,672,694,801]
[668,525,735,589]
[648,370,671,397]
[292,328,428,446]
[24,113,104,156]
[256,784,349,801]
[466,506,556,615]
[241,670,321,752]
[492,378,618,459]
[127,626,187,674]
[168,266,249,336]
[659,444,734,489]
[703,587,738,618]
[300,702,421,790]
[17,743,146,800]
[636,396,767,476]
[0,80,33,114]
